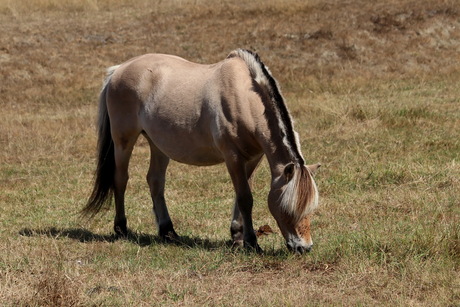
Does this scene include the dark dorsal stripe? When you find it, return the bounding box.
[236,49,305,165]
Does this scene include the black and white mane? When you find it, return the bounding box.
[227,49,305,166]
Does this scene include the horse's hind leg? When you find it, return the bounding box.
[112,135,138,236]
[145,137,178,241]
[230,155,262,247]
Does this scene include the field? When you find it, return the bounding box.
[1,0,459,305]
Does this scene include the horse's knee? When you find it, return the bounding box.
[146,173,165,195]
[146,172,156,186]
[236,194,253,215]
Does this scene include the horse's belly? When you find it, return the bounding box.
[171,149,225,166]
[144,120,225,166]
[141,95,226,165]
[157,141,225,166]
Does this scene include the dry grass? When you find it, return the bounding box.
[1,0,459,305]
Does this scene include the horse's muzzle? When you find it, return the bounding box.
[287,241,313,254]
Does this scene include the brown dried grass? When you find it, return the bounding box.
[1,0,459,305]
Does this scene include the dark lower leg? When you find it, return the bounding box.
[113,172,128,236]
[226,156,261,252]
[230,203,244,245]
[158,219,178,241]
[113,143,133,237]
[237,193,260,251]
[114,217,127,236]
[146,147,177,242]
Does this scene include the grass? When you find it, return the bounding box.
[1,0,459,305]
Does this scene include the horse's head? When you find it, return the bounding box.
[268,163,320,254]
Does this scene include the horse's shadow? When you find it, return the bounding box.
[19,227,230,250]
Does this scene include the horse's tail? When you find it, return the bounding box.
[81,65,119,217]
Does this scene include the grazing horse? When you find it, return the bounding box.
[82,49,320,254]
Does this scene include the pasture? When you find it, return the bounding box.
[0,0,459,305]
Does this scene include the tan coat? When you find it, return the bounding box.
[84,49,320,254]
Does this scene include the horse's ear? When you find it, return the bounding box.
[306,163,321,175]
[284,163,295,181]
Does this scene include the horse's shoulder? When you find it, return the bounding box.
[215,57,253,92]
[221,56,252,75]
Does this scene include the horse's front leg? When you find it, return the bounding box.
[226,157,260,252]
[230,156,263,248]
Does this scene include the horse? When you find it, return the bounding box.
[82,49,320,254]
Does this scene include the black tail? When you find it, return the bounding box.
[81,72,116,217]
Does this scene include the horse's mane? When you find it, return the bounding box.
[227,49,305,166]
[228,49,319,223]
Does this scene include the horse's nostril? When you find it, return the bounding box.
[287,241,313,254]
[296,245,311,254]
[296,245,305,254]
[288,244,312,254]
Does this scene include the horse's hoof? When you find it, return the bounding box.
[231,231,244,243]
[244,241,263,254]
[159,221,179,242]
[161,230,179,243]
[114,219,128,237]
[231,240,244,249]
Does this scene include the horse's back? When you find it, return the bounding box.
[106,53,264,165]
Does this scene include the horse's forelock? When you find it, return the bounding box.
[297,166,319,218]
[280,165,319,225]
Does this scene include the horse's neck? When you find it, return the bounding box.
[264,144,295,178]
[256,112,300,178]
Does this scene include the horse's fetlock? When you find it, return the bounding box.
[159,220,178,242]
[231,231,244,242]
[114,218,128,237]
